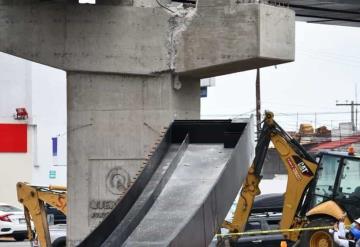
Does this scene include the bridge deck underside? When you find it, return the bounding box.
[271,0,360,26]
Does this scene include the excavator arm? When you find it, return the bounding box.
[224,111,318,241]
[16,182,67,247]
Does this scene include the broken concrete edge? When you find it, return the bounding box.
[174,3,295,77]
[77,126,173,247]
[102,134,190,246]
[177,57,294,79]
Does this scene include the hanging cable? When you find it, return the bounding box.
[156,0,175,13]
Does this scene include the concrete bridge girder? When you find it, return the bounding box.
[0,1,295,246]
[0,2,294,77]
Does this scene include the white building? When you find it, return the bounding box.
[0,52,66,206]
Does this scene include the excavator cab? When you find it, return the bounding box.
[309,151,360,221]
[297,151,360,247]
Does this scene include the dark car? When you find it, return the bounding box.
[216,193,289,247]
[231,193,288,246]
[252,193,284,214]
[233,213,290,247]
[45,204,66,225]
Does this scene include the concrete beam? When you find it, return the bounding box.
[175,4,295,78]
[0,4,172,74]
[0,2,294,78]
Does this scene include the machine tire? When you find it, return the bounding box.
[299,218,338,247]
[52,236,66,247]
[13,236,26,241]
[13,232,27,241]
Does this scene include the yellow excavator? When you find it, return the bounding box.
[16,182,67,247]
[224,111,360,247]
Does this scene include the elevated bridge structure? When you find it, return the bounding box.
[273,0,360,27]
[0,1,294,244]
[2,0,356,246]
[175,0,360,27]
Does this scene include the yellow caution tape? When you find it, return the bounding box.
[215,225,351,238]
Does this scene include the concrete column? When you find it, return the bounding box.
[0,1,295,245]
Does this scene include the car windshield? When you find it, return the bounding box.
[0,205,22,212]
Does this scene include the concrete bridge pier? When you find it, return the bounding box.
[0,1,295,245]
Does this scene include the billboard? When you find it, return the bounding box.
[0,124,27,152]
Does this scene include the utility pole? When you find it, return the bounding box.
[336,101,360,131]
[256,68,261,139]
[356,108,358,132]
[356,83,358,131]
[296,112,299,131]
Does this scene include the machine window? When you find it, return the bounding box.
[0,205,22,212]
[335,158,360,219]
[312,155,340,205]
[338,159,360,198]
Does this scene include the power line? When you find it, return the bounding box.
[297,51,360,67]
[156,0,175,13]
[336,101,360,131]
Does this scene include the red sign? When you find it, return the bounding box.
[0,124,27,152]
[286,157,302,181]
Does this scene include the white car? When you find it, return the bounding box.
[33,224,66,247]
[0,202,28,241]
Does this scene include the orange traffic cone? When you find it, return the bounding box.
[280,241,287,247]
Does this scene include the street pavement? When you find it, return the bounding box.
[0,238,32,247]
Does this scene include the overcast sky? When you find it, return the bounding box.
[201,22,360,131]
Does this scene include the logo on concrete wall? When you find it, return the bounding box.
[106,167,131,195]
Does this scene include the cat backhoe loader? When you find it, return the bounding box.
[224,111,360,247]
[16,182,66,247]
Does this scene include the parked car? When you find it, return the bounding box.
[212,193,289,247]
[45,204,66,225]
[0,202,28,241]
[233,213,290,247]
[232,193,289,246]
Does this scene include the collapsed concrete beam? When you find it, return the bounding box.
[79,119,254,247]
[123,119,254,246]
